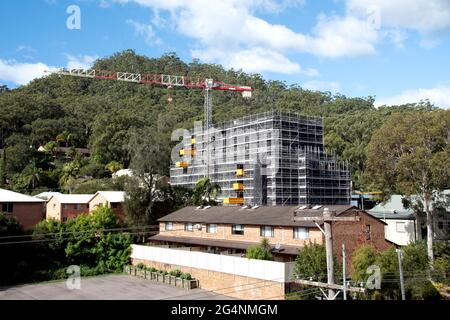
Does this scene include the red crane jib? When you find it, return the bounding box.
[86,69,252,92]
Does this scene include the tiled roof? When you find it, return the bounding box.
[158,205,355,227]
[150,234,300,255]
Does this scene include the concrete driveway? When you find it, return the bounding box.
[0,274,234,300]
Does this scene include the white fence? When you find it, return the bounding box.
[131,245,295,283]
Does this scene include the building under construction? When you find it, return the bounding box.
[170,111,351,206]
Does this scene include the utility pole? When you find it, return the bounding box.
[342,244,347,300]
[293,207,360,300]
[323,208,335,298]
[397,248,406,300]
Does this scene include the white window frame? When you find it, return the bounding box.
[260,226,274,237]
[293,227,309,240]
[231,224,244,235]
[396,221,406,233]
[206,224,217,233]
[165,222,173,231]
[185,223,194,232]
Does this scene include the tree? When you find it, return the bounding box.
[0,148,5,188]
[59,160,81,193]
[14,161,43,191]
[294,243,328,282]
[191,178,222,205]
[246,238,274,261]
[123,127,170,227]
[366,110,450,268]
[105,160,123,174]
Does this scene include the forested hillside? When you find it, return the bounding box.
[0,50,436,193]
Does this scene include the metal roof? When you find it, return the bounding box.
[48,193,94,204]
[158,205,355,227]
[33,192,62,201]
[95,191,125,203]
[0,188,45,203]
[369,190,449,220]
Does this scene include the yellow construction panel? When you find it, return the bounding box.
[223,197,244,205]
[233,183,244,190]
[175,161,188,168]
[236,169,244,176]
[179,149,185,156]
[191,138,196,144]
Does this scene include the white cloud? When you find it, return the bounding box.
[126,19,162,46]
[193,47,319,75]
[66,54,98,69]
[347,0,450,33]
[302,80,341,93]
[308,14,378,57]
[0,59,56,86]
[0,55,98,86]
[113,0,382,75]
[375,85,450,108]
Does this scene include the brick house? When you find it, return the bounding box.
[46,194,93,222]
[0,188,45,230]
[132,205,392,299]
[151,205,393,266]
[88,191,125,220]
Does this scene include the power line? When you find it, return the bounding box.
[0,225,159,240]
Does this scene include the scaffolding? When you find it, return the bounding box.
[170,111,351,206]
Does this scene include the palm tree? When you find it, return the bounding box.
[192,178,221,205]
[59,161,80,193]
[22,162,43,190]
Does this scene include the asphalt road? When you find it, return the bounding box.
[0,274,234,300]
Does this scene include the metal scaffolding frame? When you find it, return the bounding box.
[170,111,351,206]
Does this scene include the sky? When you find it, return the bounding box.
[1,0,450,108]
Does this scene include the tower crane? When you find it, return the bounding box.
[47,68,253,178]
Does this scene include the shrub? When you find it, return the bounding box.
[136,263,145,270]
[170,269,183,277]
[294,243,329,282]
[181,272,192,280]
[246,238,274,261]
[407,280,441,300]
[351,245,378,284]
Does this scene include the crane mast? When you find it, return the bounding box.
[48,68,253,179]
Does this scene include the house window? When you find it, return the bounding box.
[260,226,274,237]
[365,225,372,240]
[438,221,444,230]
[63,204,68,209]
[75,204,83,210]
[62,217,68,222]
[185,223,194,232]
[231,224,244,235]
[206,224,217,233]
[165,222,173,231]
[1,202,13,213]
[396,222,406,233]
[111,202,118,209]
[293,227,309,240]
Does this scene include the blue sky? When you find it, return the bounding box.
[1,0,450,107]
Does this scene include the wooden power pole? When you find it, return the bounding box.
[293,207,361,300]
